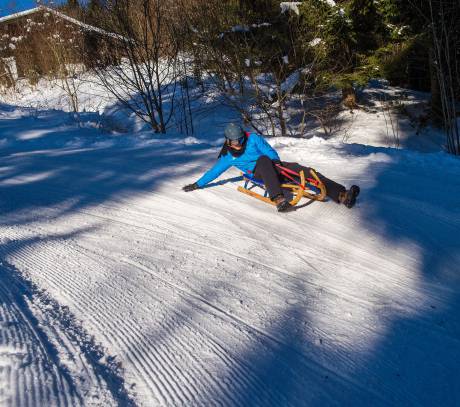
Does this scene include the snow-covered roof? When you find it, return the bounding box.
[0,6,121,40]
[0,7,43,24]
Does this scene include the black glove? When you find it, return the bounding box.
[273,159,282,166]
[182,182,199,192]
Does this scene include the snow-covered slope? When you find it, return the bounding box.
[0,97,459,406]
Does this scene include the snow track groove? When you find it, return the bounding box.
[9,195,436,403]
[0,247,131,406]
[2,90,460,405]
[3,188,457,406]
[1,227,254,405]
[0,262,80,407]
[70,242,267,406]
[67,207,393,404]
[1,211,353,405]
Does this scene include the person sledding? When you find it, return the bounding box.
[182,123,360,212]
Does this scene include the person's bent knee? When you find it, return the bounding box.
[256,155,272,166]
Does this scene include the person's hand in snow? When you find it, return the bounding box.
[182,183,200,192]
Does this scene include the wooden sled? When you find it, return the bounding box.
[237,167,327,207]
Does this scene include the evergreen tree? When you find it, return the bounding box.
[348,0,386,52]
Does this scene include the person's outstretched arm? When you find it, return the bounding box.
[183,156,232,191]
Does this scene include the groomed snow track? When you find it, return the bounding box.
[1,105,460,406]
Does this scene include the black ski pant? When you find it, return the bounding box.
[253,155,346,203]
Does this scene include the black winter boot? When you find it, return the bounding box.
[339,185,360,208]
[273,194,293,212]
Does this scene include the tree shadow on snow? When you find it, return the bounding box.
[0,102,219,228]
[2,101,460,406]
[322,141,460,406]
[177,137,460,406]
[198,140,460,406]
[112,130,460,406]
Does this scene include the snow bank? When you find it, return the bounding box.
[101,102,151,134]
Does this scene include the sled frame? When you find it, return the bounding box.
[237,168,326,207]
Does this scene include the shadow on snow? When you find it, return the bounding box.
[2,101,460,406]
[217,141,460,406]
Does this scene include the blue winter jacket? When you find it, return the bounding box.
[196,133,280,187]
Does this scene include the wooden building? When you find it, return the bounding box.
[0,6,117,86]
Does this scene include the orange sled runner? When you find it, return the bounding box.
[238,164,327,207]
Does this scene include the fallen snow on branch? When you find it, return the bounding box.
[280,2,303,15]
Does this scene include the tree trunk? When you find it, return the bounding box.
[342,86,358,110]
[277,98,287,137]
[430,45,443,125]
